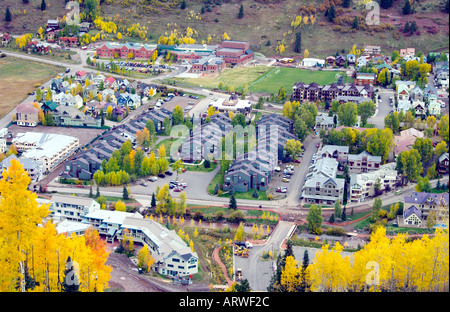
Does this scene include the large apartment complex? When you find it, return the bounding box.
[292,82,373,103]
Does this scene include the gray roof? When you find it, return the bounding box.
[404,205,422,220]
[51,194,99,207]
[404,192,449,206]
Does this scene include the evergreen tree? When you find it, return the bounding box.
[96,185,100,198]
[238,4,244,18]
[352,16,358,29]
[151,192,156,208]
[5,7,11,22]
[402,0,412,15]
[294,31,302,53]
[181,0,186,10]
[62,256,80,292]
[329,213,335,223]
[299,249,310,292]
[380,0,394,9]
[341,206,347,222]
[229,195,237,210]
[41,0,47,11]
[326,4,336,22]
[214,182,219,195]
[89,186,93,198]
[342,0,351,8]
[235,279,251,292]
[122,185,129,200]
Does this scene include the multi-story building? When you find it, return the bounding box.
[50,194,100,222]
[96,42,157,60]
[13,132,79,173]
[82,210,199,278]
[348,163,398,203]
[215,40,254,66]
[301,157,345,206]
[15,103,39,127]
[403,192,449,221]
[348,151,381,173]
[292,82,373,103]
[0,155,43,183]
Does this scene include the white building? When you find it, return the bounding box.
[0,155,43,182]
[302,58,325,68]
[210,96,252,115]
[50,194,100,222]
[13,132,79,173]
[348,163,398,203]
[82,210,199,278]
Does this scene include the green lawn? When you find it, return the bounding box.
[175,65,351,95]
[248,67,351,94]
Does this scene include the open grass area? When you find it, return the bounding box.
[248,67,350,94]
[176,65,350,95]
[0,56,62,119]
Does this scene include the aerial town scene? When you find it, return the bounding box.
[0,0,448,301]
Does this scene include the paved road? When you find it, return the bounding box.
[369,88,395,129]
[236,220,296,291]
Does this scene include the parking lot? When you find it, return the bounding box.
[266,161,301,200]
[156,93,201,114]
[7,124,105,147]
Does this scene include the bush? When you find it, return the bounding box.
[227,210,245,223]
[378,209,388,218]
[326,226,346,236]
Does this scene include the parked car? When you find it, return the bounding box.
[173,187,182,192]
[148,176,158,182]
[294,158,301,163]
[157,173,166,178]
[276,187,288,193]
[140,182,148,187]
[165,171,173,176]
[282,178,290,183]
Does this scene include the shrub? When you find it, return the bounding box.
[378,209,388,218]
[227,210,245,223]
[326,226,346,236]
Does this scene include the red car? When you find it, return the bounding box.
[294,159,301,163]
[173,187,182,192]
[316,143,320,148]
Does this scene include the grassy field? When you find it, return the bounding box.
[247,67,350,94]
[0,56,62,119]
[176,65,349,95]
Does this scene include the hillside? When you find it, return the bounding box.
[1,0,449,57]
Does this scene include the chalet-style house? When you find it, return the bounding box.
[403,192,449,222]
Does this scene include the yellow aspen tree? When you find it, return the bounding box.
[0,159,50,292]
[281,256,301,292]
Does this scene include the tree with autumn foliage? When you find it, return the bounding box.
[0,159,111,292]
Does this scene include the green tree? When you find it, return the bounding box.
[402,0,412,15]
[306,205,323,235]
[294,31,302,54]
[237,4,244,18]
[172,105,184,125]
[413,137,434,165]
[4,7,11,22]
[334,201,341,219]
[397,148,423,184]
[284,139,303,161]
[358,101,376,126]
[338,102,358,127]
[122,185,129,200]
[229,195,237,210]
[151,192,156,208]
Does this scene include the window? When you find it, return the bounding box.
[172,258,180,263]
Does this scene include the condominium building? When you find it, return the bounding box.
[13,132,79,173]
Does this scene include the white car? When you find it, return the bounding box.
[148,176,158,182]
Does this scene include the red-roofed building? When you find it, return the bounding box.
[58,37,79,47]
